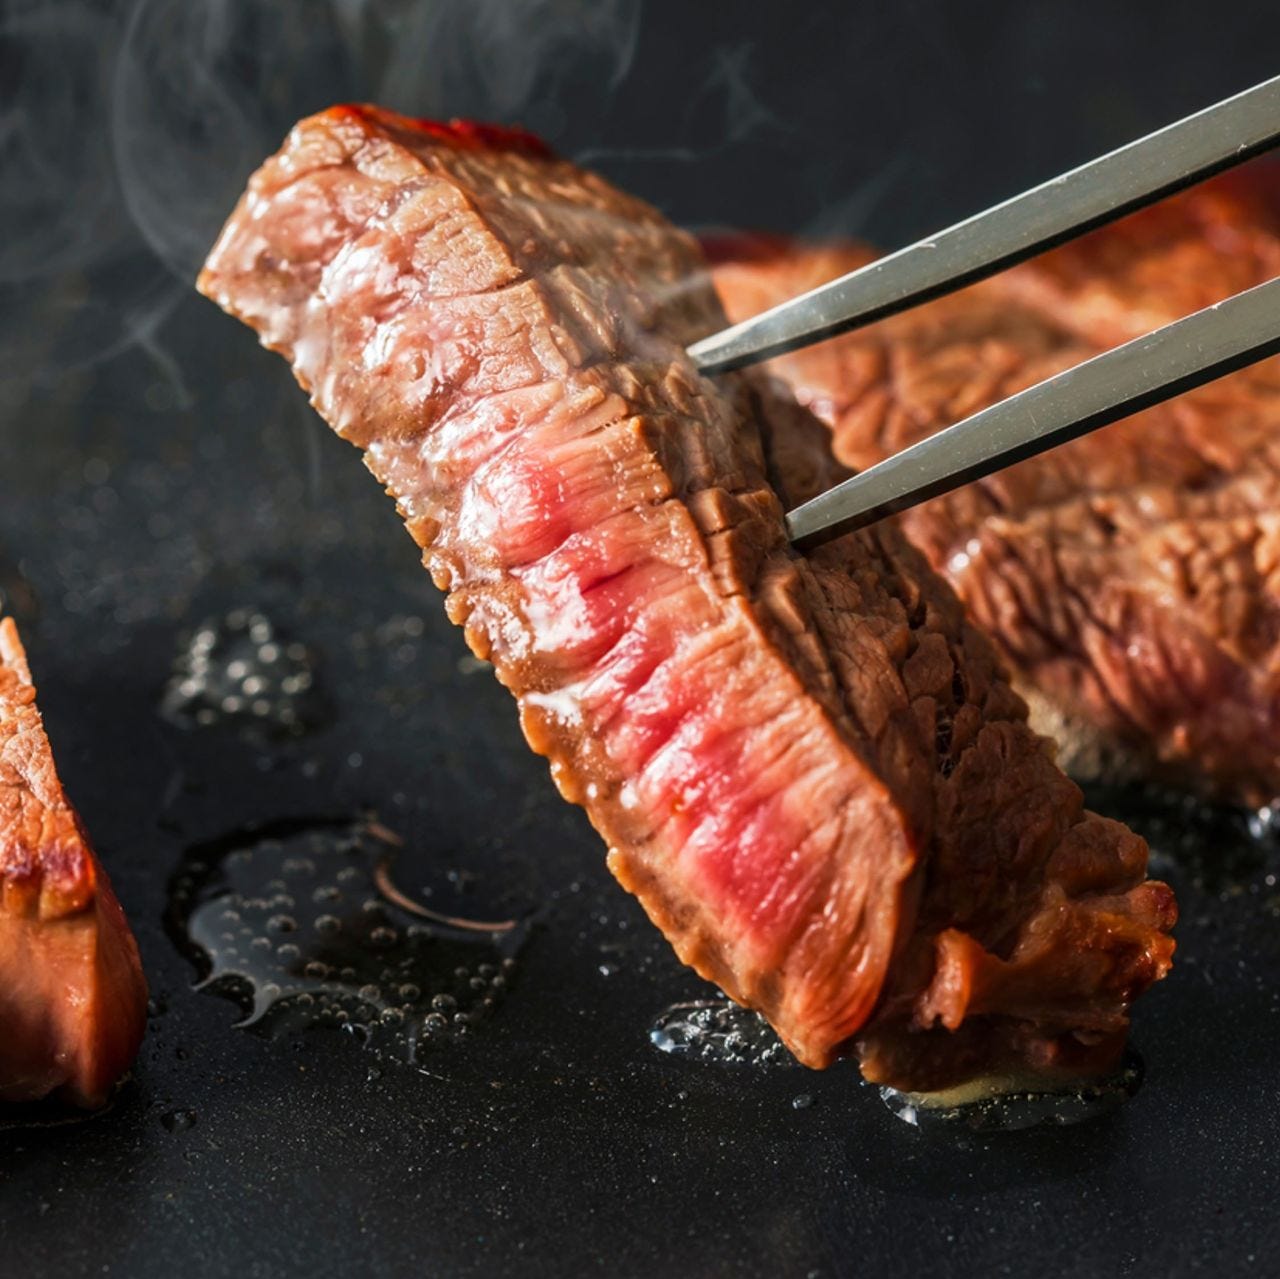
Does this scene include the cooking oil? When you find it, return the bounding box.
[879,1048,1144,1132]
[167,817,526,1067]
[161,608,330,736]
[648,999,796,1069]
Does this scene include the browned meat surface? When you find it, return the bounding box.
[0,618,147,1107]
[707,167,1280,806]
[199,106,1174,1091]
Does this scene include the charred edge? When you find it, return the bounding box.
[0,835,96,919]
[325,105,555,160]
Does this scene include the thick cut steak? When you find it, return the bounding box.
[0,619,147,1106]
[707,168,1280,807]
[199,106,1174,1090]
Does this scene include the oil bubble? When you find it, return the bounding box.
[648,1000,795,1069]
[167,817,528,1069]
[161,610,331,738]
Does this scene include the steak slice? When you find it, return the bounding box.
[0,618,147,1106]
[199,106,1174,1091]
[707,169,1280,806]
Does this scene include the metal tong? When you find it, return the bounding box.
[687,76,1280,548]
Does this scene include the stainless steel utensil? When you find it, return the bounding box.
[687,76,1280,547]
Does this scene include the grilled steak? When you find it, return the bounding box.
[199,106,1173,1091]
[707,168,1280,807]
[0,618,147,1106]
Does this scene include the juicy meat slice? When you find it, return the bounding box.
[199,105,1174,1090]
[0,618,147,1107]
[707,167,1280,806]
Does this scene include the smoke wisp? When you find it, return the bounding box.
[2,0,655,383]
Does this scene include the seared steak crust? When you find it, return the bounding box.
[0,619,147,1106]
[200,107,1173,1089]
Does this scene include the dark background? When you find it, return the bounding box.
[4,2,1280,1276]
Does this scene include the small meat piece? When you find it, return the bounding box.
[0,618,147,1106]
[707,168,1280,806]
[199,106,1174,1091]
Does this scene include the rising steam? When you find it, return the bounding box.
[1,0,646,381]
[109,0,645,283]
[2,0,799,385]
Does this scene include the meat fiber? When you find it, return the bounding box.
[706,168,1280,807]
[198,106,1174,1091]
[0,618,147,1107]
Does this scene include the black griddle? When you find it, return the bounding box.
[5,4,1280,1275]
